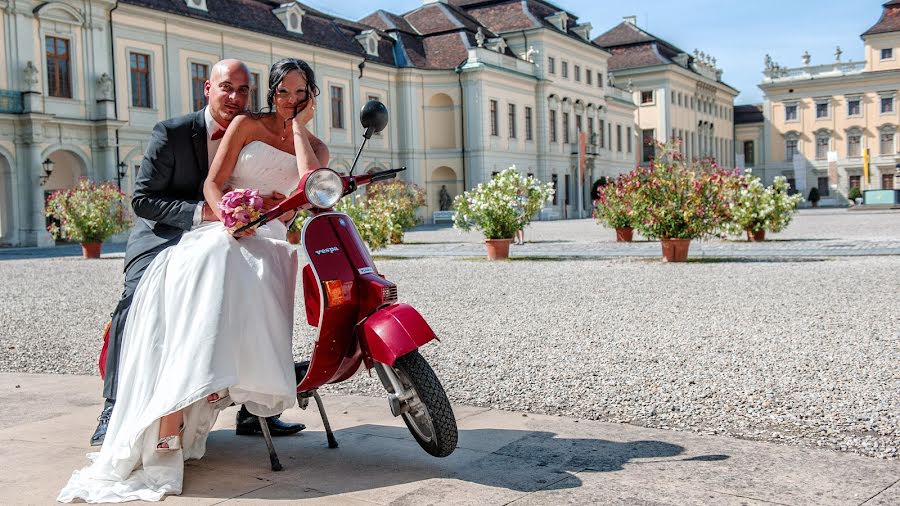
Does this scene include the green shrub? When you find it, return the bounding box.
[807,187,820,203]
[847,186,862,201]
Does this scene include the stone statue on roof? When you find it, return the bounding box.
[475,27,485,48]
[834,46,842,62]
[802,51,811,66]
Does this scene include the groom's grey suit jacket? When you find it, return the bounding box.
[125,109,209,269]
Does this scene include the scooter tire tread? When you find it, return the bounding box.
[395,351,458,458]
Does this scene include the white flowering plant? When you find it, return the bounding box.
[724,174,803,235]
[453,167,554,240]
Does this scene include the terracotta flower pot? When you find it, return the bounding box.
[615,227,634,242]
[81,242,102,259]
[286,230,301,245]
[746,229,766,242]
[660,238,690,262]
[484,238,512,260]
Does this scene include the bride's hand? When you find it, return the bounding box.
[293,96,316,129]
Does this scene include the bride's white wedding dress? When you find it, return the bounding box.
[59,141,303,503]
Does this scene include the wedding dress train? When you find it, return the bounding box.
[59,141,303,503]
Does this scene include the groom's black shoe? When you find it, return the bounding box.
[91,400,114,447]
[235,406,305,436]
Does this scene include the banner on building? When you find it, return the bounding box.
[578,130,587,183]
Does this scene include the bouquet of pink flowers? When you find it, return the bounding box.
[218,188,263,232]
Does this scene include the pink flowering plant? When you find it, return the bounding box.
[594,169,649,229]
[630,142,741,240]
[45,178,130,242]
[218,188,263,232]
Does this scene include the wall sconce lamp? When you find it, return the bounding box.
[116,161,128,188]
[39,158,54,186]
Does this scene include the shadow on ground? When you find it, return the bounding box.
[190,425,727,500]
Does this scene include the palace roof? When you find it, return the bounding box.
[862,0,900,37]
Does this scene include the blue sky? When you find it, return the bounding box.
[304,0,889,105]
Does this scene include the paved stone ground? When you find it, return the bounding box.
[4,373,900,505]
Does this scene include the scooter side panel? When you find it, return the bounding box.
[298,213,363,391]
[362,303,437,366]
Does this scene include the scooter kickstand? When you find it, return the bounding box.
[258,416,284,471]
[312,391,338,448]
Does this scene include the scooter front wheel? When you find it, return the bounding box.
[383,351,458,457]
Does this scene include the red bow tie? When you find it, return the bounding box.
[210,128,225,141]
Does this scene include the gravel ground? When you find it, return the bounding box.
[1,251,897,460]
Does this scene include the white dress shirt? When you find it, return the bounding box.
[193,107,228,225]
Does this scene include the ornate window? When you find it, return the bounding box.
[815,101,829,119]
[881,95,894,114]
[743,140,755,166]
[249,72,260,112]
[549,109,557,142]
[508,104,516,139]
[190,62,208,111]
[847,97,862,117]
[331,85,344,129]
[548,56,556,75]
[879,126,896,155]
[562,112,570,144]
[785,132,799,162]
[847,128,862,158]
[130,53,152,108]
[46,36,72,98]
[785,103,798,122]
[525,107,533,141]
[815,130,830,160]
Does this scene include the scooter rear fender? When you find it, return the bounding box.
[361,303,436,366]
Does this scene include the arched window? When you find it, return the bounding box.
[878,124,896,156]
[846,127,863,158]
[814,129,831,160]
[785,131,800,162]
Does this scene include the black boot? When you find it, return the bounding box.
[235,405,305,436]
[91,400,114,447]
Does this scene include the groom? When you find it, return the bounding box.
[92,58,305,445]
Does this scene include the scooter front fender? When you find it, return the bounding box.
[362,303,436,366]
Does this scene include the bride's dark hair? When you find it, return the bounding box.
[266,58,319,118]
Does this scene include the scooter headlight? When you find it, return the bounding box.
[305,169,343,209]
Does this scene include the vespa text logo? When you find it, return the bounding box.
[315,246,340,255]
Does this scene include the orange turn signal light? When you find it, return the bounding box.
[324,280,347,307]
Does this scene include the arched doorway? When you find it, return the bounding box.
[42,149,88,242]
[429,166,460,216]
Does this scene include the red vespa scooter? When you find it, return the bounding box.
[236,101,458,471]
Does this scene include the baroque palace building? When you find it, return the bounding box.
[594,16,738,168]
[738,0,900,202]
[0,0,640,247]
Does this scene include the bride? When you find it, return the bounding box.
[58,58,329,503]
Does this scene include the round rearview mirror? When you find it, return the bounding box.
[360,100,388,135]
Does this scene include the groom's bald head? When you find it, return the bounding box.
[205,59,251,126]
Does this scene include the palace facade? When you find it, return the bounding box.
[594,17,738,168]
[745,0,900,202]
[0,0,642,246]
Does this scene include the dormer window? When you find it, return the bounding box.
[355,30,381,57]
[545,11,569,32]
[273,1,305,35]
[185,0,207,12]
[571,23,592,41]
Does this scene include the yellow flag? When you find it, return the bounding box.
[863,148,870,189]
